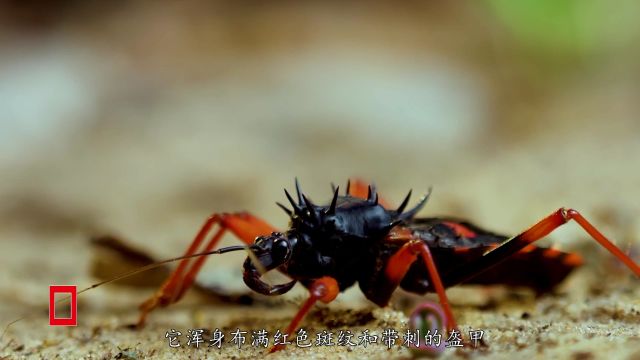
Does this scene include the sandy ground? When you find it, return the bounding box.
[1,123,638,359]
[1,2,639,359]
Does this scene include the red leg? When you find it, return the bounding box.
[385,240,458,332]
[269,276,339,353]
[445,208,640,286]
[137,212,277,326]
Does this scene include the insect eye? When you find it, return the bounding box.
[272,239,290,260]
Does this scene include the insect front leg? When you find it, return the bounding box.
[444,208,640,286]
[137,212,277,327]
[269,276,339,353]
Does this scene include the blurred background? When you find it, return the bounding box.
[1,0,639,357]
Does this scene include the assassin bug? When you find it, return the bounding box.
[132,178,639,353]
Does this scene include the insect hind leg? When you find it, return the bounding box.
[444,208,640,287]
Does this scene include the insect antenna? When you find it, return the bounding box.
[346,179,351,195]
[0,245,251,342]
[330,182,337,193]
[398,187,433,221]
[83,245,249,292]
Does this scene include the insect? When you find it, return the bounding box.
[133,178,639,352]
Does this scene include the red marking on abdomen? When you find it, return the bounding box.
[387,226,413,242]
[443,221,477,238]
